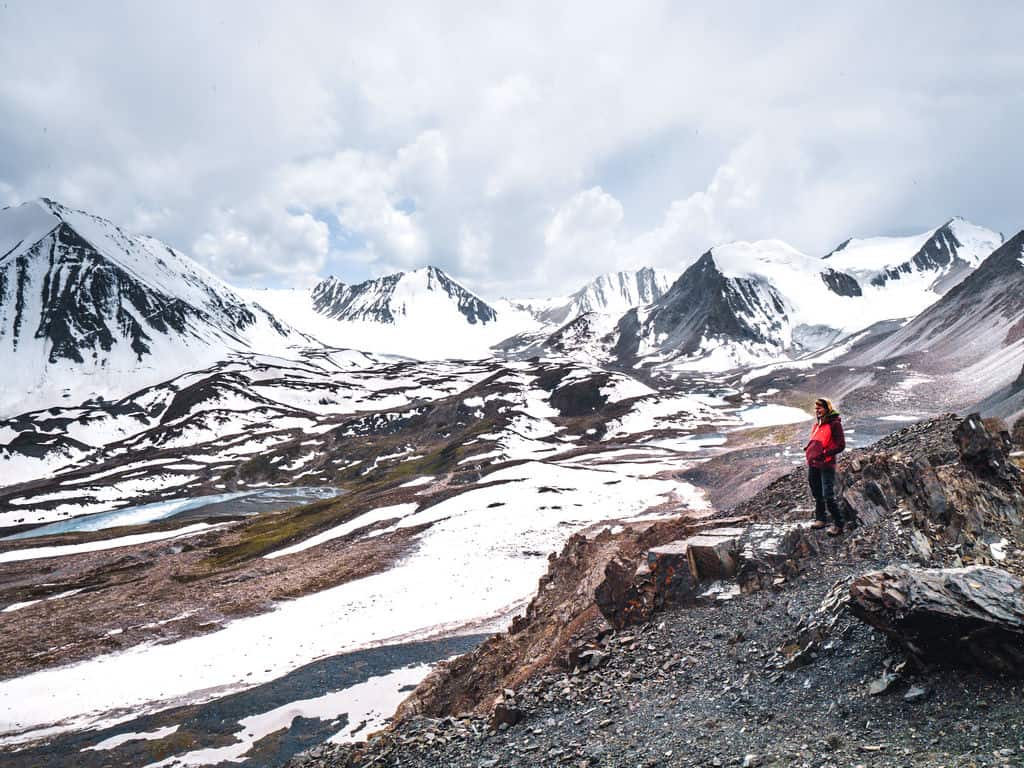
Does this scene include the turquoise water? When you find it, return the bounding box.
[4,487,343,540]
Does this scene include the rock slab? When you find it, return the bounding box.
[849,565,1024,676]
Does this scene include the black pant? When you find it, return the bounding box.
[808,466,842,526]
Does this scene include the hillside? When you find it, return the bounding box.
[296,414,1024,768]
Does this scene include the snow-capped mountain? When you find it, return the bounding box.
[514,267,673,326]
[243,267,538,360]
[613,250,793,368]
[0,199,307,416]
[610,219,1003,371]
[844,230,1024,409]
[312,266,498,325]
[823,217,1002,293]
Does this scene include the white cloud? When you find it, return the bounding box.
[0,3,1021,295]
[194,207,328,287]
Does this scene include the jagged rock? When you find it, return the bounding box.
[574,648,609,672]
[491,699,523,728]
[775,579,851,669]
[736,523,817,593]
[903,685,929,703]
[955,412,1020,485]
[909,529,934,563]
[867,670,899,696]
[645,541,699,606]
[849,566,1024,675]
[595,556,658,629]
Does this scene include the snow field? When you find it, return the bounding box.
[0,457,706,743]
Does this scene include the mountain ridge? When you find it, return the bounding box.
[0,198,307,416]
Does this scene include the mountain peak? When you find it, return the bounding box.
[312,266,497,326]
[0,199,304,416]
[515,267,673,325]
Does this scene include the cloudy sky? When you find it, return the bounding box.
[1,2,1022,298]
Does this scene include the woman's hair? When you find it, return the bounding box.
[815,398,837,418]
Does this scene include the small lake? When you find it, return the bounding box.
[3,486,345,540]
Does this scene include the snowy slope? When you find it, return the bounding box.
[242,268,539,360]
[612,219,1002,371]
[823,217,1001,291]
[512,267,673,326]
[0,199,309,416]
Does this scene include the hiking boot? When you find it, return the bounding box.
[826,525,843,536]
[810,520,827,530]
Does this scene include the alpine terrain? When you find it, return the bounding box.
[610,218,1003,372]
[0,199,308,416]
[0,202,1021,768]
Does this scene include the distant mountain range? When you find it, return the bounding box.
[509,267,673,326]
[0,198,1016,418]
[609,218,1004,370]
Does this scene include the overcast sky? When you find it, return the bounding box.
[1,2,1022,297]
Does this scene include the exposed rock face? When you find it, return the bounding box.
[820,268,862,297]
[312,266,498,325]
[531,267,672,326]
[849,566,1024,675]
[394,516,699,721]
[954,412,1020,484]
[0,199,277,364]
[869,220,978,290]
[612,252,789,364]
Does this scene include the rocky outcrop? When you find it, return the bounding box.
[811,413,1024,571]
[954,412,1019,485]
[849,566,1024,675]
[820,268,861,297]
[393,516,698,721]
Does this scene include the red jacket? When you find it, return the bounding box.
[805,414,845,468]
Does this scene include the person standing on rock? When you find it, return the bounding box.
[805,397,846,535]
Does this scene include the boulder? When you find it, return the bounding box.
[954,412,1019,485]
[849,566,1024,676]
[736,522,817,593]
[491,699,523,728]
[646,541,699,606]
[594,556,657,629]
[684,530,741,581]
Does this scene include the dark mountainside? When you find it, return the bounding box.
[0,203,273,363]
[613,252,789,364]
[292,414,1024,768]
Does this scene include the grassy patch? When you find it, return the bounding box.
[730,421,805,447]
[191,495,364,572]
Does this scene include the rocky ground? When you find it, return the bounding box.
[291,415,1024,768]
